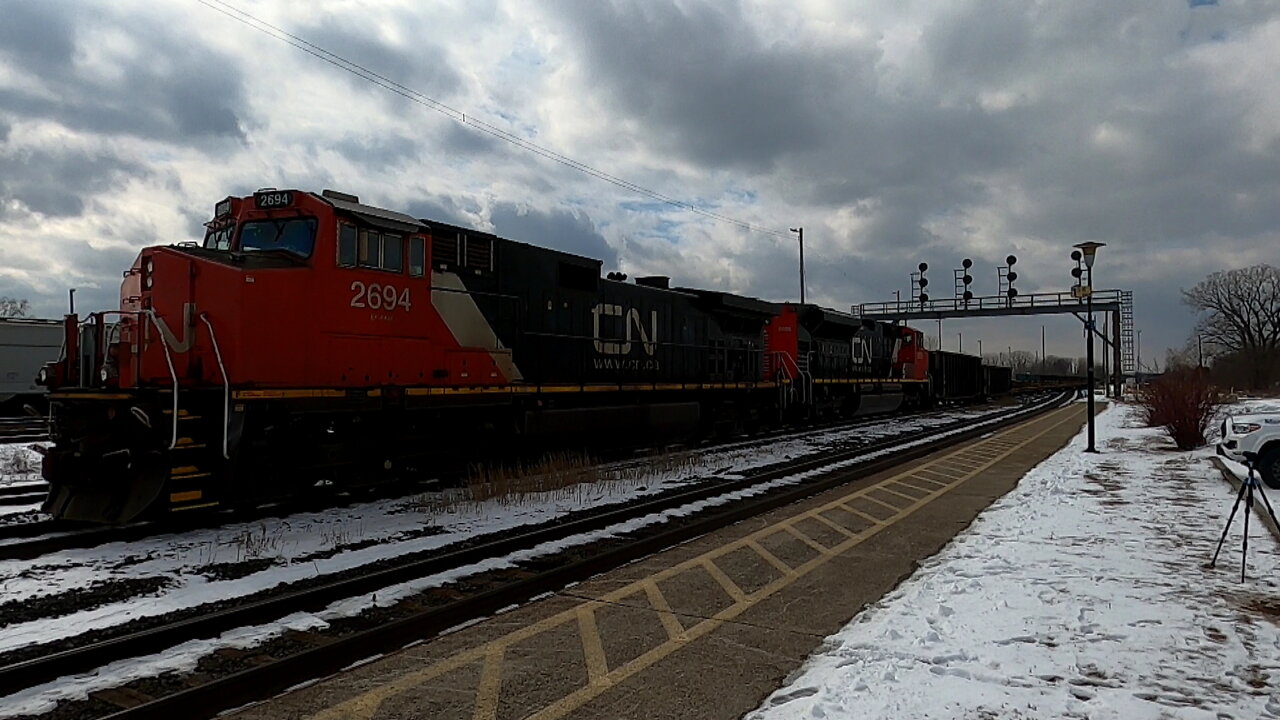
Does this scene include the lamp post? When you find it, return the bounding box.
[1073,241,1106,453]
[789,227,805,305]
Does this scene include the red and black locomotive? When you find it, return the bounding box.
[38,189,988,524]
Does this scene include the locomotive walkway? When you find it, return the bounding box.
[231,403,1087,720]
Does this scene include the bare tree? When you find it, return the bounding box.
[0,297,30,318]
[1183,264,1280,389]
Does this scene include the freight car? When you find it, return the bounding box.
[929,349,985,403]
[37,188,944,524]
[0,318,63,415]
[983,365,1013,398]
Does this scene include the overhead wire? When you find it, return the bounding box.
[196,0,793,238]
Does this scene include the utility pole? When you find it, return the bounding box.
[958,332,963,353]
[1102,314,1109,398]
[1137,329,1142,381]
[1041,325,1046,374]
[790,227,805,305]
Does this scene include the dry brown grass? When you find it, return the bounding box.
[413,449,701,516]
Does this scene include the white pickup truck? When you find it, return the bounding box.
[1218,412,1280,489]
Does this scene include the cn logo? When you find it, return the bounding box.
[592,303,657,356]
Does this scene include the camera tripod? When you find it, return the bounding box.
[1210,452,1280,582]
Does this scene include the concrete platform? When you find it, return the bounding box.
[232,404,1087,720]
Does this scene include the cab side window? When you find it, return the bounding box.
[337,223,357,266]
[383,233,404,272]
[409,236,426,277]
[358,230,382,269]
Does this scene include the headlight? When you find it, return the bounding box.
[144,258,154,274]
[1232,423,1262,435]
[99,367,109,382]
[36,367,48,385]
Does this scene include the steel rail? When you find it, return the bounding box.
[0,393,1070,708]
[0,400,1013,561]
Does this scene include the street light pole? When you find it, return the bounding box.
[789,227,805,305]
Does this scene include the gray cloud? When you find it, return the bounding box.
[0,148,147,217]
[0,1,77,71]
[333,133,423,170]
[0,3,246,144]
[548,2,858,171]
[296,15,462,108]
[490,204,618,268]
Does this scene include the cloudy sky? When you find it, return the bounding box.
[1,0,1277,365]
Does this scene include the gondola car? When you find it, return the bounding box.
[928,349,984,403]
[983,364,1013,398]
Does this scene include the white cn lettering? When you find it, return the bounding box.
[593,304,658,356]
[592,303,625,355]
[626,308,658,356]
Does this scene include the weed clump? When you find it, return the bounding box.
[1137,368,1222,450]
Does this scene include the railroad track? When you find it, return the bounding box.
[0,399,1027,562]
[0,417,47,444]
[0,483,47,510]
[0,392,1072,718]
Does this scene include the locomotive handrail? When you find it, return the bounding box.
[801,351,818,406]
[199,313,231,460]
[143,310,180,450]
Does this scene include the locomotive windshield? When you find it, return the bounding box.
[238,217,317,258]
[203,225,233,250]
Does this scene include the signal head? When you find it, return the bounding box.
[1007,271,1018,283]
[1007,287,1019,298]
[919,292,930,303]
[1071,250,1082,262]
[919,277,929,288]
[962,274,972,285]
[918,262,929,273]
[1006,254,1018,266]
[963,290,973,300]
[1071,267,1083,279]
[962,258,973,269]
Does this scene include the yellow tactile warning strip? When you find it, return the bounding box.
[306,404,1083,720]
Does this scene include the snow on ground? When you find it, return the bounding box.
[0,401,1051,717]
[0,444,42,487]
[0,406,1023,655]
[749,401,1280,720]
